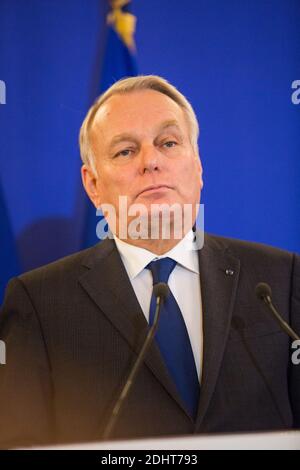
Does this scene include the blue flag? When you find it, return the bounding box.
[0,181,19,304]
[81,0,138,248]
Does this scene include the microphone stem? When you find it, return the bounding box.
[102,295,163,441]
[263,296,300,341]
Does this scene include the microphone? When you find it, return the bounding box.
[102,282,169,440]
[255,282,300,341]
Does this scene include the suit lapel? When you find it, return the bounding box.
[78,238,188,418]
[195,234,240,429]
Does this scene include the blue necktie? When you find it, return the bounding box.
[147,258,200,419]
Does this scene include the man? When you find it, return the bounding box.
[0,75,299,447]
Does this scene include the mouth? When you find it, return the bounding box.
[137,185,173,197]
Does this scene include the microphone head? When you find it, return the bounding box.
[255,282,272,300]
[153,282,170,301]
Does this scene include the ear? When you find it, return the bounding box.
[81,164,101,208]
[195,154,204,190]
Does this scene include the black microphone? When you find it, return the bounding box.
[102,282,169,440]
[255,282,300,341]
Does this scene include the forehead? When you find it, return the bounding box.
[90,89,188,138]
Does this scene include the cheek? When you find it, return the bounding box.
[180,162,201,186]
[177,169,202,202]
[98,170,134,200]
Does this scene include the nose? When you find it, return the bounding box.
[139,144,160,174]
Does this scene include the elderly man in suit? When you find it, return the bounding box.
[0,75,299,447]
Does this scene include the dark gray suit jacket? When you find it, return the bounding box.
[0,233,299,447]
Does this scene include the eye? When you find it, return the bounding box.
[163,141,177,148]
[114,148,133,158]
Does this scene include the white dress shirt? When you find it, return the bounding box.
[114,231,203,382]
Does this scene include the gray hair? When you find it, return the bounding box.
[79,75,200,174]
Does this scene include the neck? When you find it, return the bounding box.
[113,221,194,254]
[119,236,183,255]
[112,216,196,254]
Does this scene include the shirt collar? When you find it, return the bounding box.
[114,231,199,281]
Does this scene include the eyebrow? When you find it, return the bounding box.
[109,133,139,149]
[108,120,183,150]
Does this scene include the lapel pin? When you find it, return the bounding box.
[225,269,234,276]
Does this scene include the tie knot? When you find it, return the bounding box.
[146,257,177,285]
